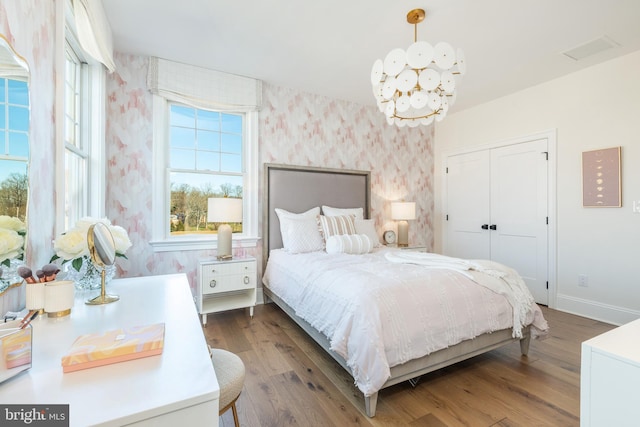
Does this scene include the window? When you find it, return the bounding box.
[168,104,244,236]
[58,0,108,232]
[0,78,29,220]
[63,40,88,230]
[148,58,260,251]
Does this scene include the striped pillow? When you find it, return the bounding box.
[325,234,373,255]
[318,214,357,240]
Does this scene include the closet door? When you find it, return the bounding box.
[445,150,491,260]
[490,139,548,304]
[445,139,549,304]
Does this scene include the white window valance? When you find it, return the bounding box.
[0,35,29,79]
[72,0,116,72]
[147,57,262,112]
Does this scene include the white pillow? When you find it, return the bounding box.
[281,217,324,253]
[275,207,321,252]
[322,206,364,221]
[325,234,373,255]
[275,206,320,220]
[355,219,382,247]
[318,214,356,240]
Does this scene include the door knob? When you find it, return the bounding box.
[481,224,489,230]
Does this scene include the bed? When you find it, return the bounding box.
[261,163,548,417]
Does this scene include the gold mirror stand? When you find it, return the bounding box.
[85,267,119,305]
[85,223,119,305]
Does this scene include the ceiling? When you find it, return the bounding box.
[102,0,640,115]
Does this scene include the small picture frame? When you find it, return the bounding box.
[582,146,621,208]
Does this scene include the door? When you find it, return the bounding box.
[445,139,549,304]
[446,150,491,260]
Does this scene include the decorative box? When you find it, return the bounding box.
[0,319,32,383]
[61,323,165,373]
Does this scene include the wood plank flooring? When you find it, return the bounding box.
[203,304,614,427]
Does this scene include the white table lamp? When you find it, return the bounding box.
[208,198,243,259]
[391,202,416,247]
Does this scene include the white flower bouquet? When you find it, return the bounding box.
[51,217,132,271]
[0,215,26,267]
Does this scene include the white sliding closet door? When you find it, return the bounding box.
[445,139,549,305]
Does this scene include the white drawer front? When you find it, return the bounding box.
[201,260,256,295]
[201,261,256,277]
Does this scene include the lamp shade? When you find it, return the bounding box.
[207,198,243,223]
[391,202,416,221]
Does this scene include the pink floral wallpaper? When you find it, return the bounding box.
[0,0,435,304]
[260,84,434,246]
[0,0,56,313]
[105,53,434,292]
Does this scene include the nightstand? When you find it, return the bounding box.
[197,256,257,325]
[386,244,428,252]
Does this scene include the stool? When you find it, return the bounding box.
[210,347,245,427]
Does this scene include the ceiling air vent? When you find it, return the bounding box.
[562,36,619,61]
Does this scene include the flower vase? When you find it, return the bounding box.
[66,257,116,291]
[0,259,24,293]
[0,259,25,316]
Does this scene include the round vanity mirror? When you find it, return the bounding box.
[88,222,116,267]
[85,223,119,305]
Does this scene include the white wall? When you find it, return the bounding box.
[434,50,640,325]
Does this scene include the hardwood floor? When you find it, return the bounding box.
[203,304,614,427]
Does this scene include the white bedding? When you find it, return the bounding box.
[262,247,548,397]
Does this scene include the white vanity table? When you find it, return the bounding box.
[581,318,640,427]
[0,274,219,426]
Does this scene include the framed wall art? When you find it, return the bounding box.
[582,146,621,208]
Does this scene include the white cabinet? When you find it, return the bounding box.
[581,318,640,426]
[197,257,257,325]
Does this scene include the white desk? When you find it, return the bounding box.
[0,274,219,426]
[581,318,640,427]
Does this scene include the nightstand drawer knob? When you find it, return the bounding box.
[209,279,217,288]
[210,269,216,273]
[243,276,250,285]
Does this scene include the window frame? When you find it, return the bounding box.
[150,95,259,252]
[56,0,107,234]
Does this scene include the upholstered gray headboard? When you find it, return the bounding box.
[263,163,371,256]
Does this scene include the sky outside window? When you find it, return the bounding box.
[0,78,29,182]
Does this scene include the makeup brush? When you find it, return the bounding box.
[35,270,45,283]
[17,266,36,284]
[42,263,61,282]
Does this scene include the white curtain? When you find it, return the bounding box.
[72,0,116,72]
[0,36,29,79]
[147,57,262,112]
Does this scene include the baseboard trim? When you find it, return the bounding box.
[556,293,640,326]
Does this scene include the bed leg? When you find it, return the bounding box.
[365,392,378,417]
[519,333,531,356]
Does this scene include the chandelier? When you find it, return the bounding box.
[371,9,466,127]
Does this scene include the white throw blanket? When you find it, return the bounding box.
[385,251,535,338]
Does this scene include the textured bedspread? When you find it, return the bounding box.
[262,248,548,396]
